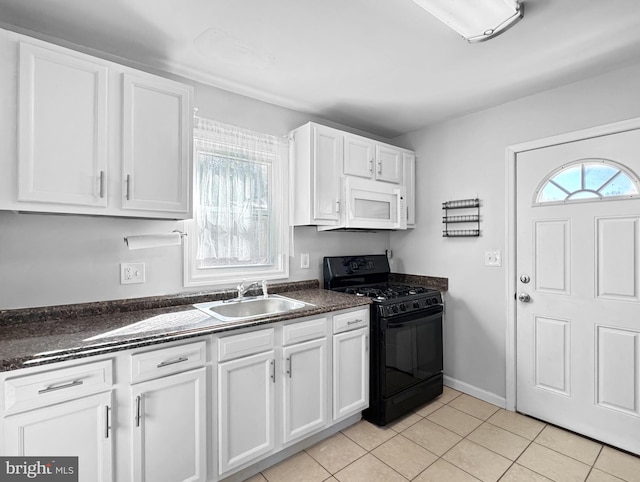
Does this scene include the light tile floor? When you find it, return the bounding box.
[245,387,640,482]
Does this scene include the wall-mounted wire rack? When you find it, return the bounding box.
[442,198,480,237]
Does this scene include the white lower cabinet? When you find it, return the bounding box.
[218,350,276,474]
[0,305,370,482]
[131,368,207,482]
[333,309,370,422]
[129,341,207,482]
[2,360,114,482]
[216,309,367,480]
[282,323,329,445]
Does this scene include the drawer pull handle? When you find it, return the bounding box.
[286,357,292,378]
[157,356,188,368]
[135,395,142,427]
[105,405,111,439]
[347,319,363,325]
[38,380,83,394]
[99,171,105,198]
[125,174,131,200]
[270,359,276,383]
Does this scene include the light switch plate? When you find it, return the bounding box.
[484,250,502,267]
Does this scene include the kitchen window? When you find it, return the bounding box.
[183,117,289,286]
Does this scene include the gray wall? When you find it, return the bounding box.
[0,79,390,309]
[391,60,640,405]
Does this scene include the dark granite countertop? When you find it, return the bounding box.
[0,283,371,372]
[0,274,447,373]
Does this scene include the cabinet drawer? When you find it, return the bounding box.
[333,308,369,334]
[4,359,112,414]
[131,340,207,383]
[282,317,328,346]
[218,328,274,362]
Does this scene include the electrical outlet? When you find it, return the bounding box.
[121,262,145,284]
[484,250,502,267]
[300,253,310,269]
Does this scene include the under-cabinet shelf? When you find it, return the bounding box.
[442,198,480,237]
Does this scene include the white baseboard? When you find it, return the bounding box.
[444,375,507,409]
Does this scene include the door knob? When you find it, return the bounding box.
[520,274,530,284]
[518,293,531,302]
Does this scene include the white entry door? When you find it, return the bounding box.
[516,127,640,455]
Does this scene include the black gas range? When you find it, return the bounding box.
[324,255,444,425]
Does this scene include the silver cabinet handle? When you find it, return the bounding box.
[125,174,131,200]
[135,395,142,427]
[347,319,363,325]
[366,335,369,352]
[335,200,340,213]
[286,357,292,378]
[377,161,382,174]
[99,171,105,198]
[38,380,83,394]
[157,356,188,368]
[105,405,111,439]
[369,159,374,173]
[271,359,276,383]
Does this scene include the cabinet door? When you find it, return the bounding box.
[282,338,328,445]
[312,124,342,222]
[403,151,416,226]
[344,134,374,179]
[3,391,113,482]
[18,42,108,207]
[218,351,275,475]
[131,368,206,482]
[333,328,369,421]
[375,145,402,184]
[122,72,192,216]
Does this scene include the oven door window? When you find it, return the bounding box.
[384,313,443,397]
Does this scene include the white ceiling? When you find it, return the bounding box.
[1,0,640,138]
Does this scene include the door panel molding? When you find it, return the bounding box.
[534,315,571,395]
[596,216,639,301]
[595,325,640,416]
[534,219,571,295]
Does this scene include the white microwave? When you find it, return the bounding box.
[320,177,407,231]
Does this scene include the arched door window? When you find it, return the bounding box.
[534,159,639,205]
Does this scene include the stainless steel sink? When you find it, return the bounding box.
[193,295,313,322]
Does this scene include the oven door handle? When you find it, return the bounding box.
[385,311,443,328]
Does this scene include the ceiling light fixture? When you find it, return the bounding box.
[412,0,524,43]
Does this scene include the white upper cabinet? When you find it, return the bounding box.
[343,134,375,178]
[343,133,403,184]
[291,122,416,228]
[122,73,191,214]
[18,42,109,207]
[0,29,193,219]
[375,144,403,184]
[291,122,342,226]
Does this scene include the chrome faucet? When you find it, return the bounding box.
[236,279,268,299]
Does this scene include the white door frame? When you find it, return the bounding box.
[504,116,640,411]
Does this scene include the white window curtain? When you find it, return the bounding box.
[183,116,289,286]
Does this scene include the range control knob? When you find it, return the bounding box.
[392,305,399,313]
[400,303,406,311]
[413,301,420,309]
